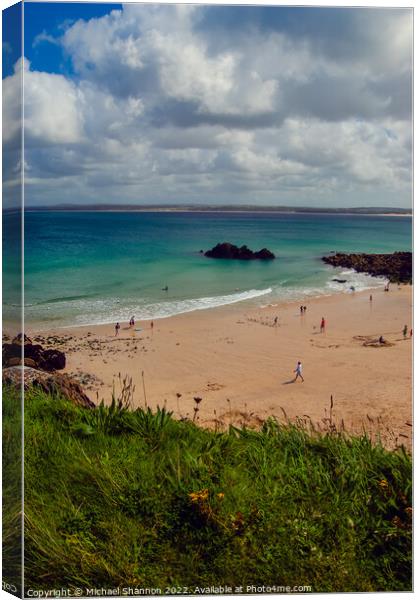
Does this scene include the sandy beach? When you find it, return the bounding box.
[21,285,413,449]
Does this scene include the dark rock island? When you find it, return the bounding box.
[322,251,412,284]
[205,242,275,260]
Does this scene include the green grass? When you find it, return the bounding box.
[3,385,412,593]
[2,384,22,595]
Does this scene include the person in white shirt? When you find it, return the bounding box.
[293,361,304,382]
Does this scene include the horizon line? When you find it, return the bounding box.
[16,203,412,215]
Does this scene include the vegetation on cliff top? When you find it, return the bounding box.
[3,385,412,594]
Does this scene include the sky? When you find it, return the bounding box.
[2,1,413,208]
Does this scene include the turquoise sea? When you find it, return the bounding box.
[3,211,412,329]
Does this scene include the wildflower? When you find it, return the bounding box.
[217,492,225,499]
[378,479,389,489]
[188,489,208,503]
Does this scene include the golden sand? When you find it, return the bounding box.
[25,286,412,449]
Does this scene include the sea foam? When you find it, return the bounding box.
[325,268,386,293]
[30,287,273,329]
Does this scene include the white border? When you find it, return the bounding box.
[0,2,415,600]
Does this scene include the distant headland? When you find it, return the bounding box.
[22,204,412,216]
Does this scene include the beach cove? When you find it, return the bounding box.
[4,210,411,448]
[25,284,413,450]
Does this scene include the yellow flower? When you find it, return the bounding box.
[188,489,209,503]
[378,479,389,489]
[217,492,225,499]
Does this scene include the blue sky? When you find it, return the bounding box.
[24,2,122,76]
[2,2,413,207]
[2,2,21,78]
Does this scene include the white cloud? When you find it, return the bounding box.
[9,4,412,207]
[33,30,60,47]
[2,60,22,146]
[23,61,84,145]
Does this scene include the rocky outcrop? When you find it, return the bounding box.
[2,367,95,409]
[322,252,412,284]
[3,333,95,408]
[2,334,66,371]
[205,242,275,260]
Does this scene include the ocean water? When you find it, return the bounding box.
[3,211,412,328]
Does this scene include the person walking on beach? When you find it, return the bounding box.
[293,361,304,382]
[303,306,307,313]
[300,306,304,315]
[115,322,120,337]
[320,317,326,333]
[403,325,408,339]
[369,294,373,303]
[151,320,154,333]
[129,316,135,328]
[274,316,278,326]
